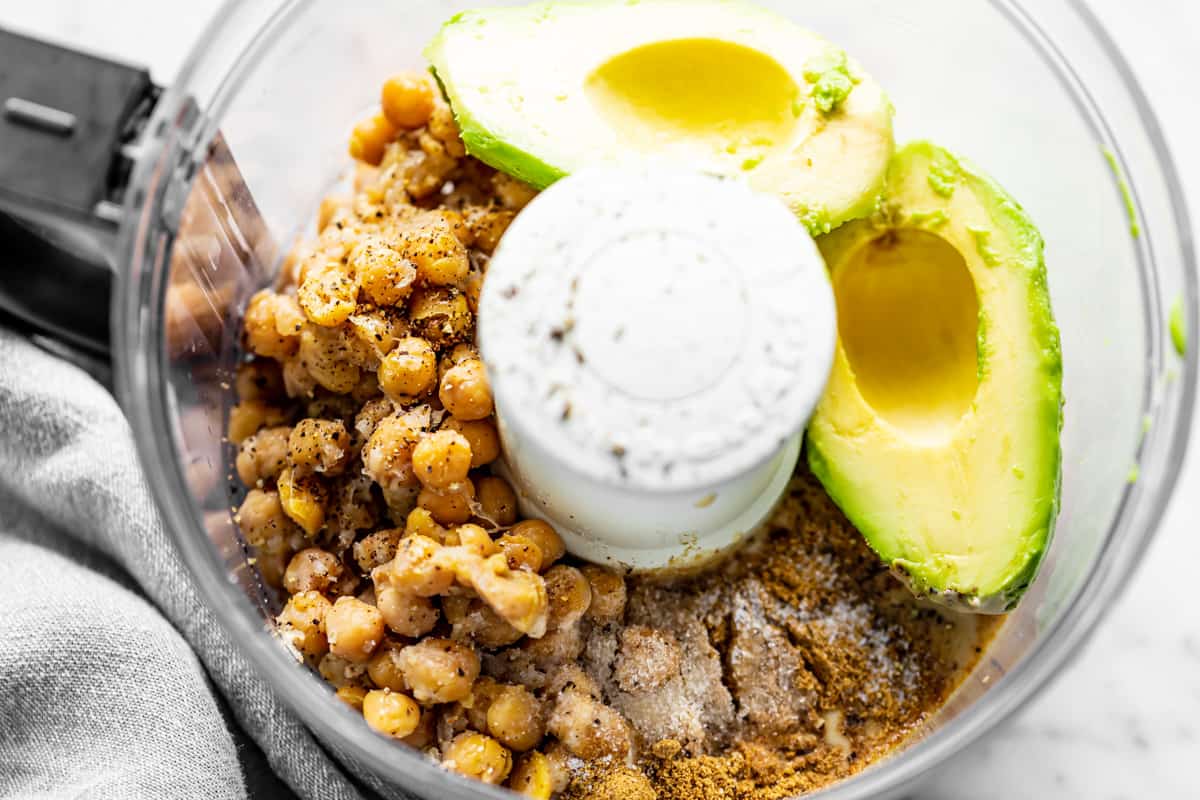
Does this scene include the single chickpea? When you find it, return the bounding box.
[464,207,515,255]
[543,565,592,632]
[404,507,449,543]
[486,685,544,752]
[428,100,468,158]
[363,689,421,739]
[464,268,484,315]
[317,195,352,232]
[472,554,549,638]
[352,237,416,307]
[325,596,385,663]
[401,218,470,287]
[277,590,332,660]
[508,751,553,800]
[452,599,525,650]
[475,476,518,526]
[441,417,500,468]
[235,425,291,486]
[381,72,435,129]
[287,418,351,477]
[377,585,440,639]
[439,358,493,421]
[521,624,585,673]
[442,733,512,785]
[496,534,542,574]
[353,397,396,448]
[405,134,459,199]
[277,467,327,537]
[509,520,565,570]
[408,287,472,346]
[580,565,627,624]
[228,401,290,445]
[362,410,426,492]
[351,527,402,573]
[318,652,360,688]
[298,264,359,327]
[235,488,298,551]
[418,479,476,526]
[397,638,480,705]
[349,113,398,166]
[431,208,474,247]
[283,547,343,595]
[453,523,499,559]
[347,308,409,364]
[389,534,456,597]
[256,550,290,590]
[403,705,438,749]
[463,676,503,730]
[366,640,409,692]
[299,324,362,395]
[336,684,368,711]
[412,429,473,491]
[547,688,633,761]
[282,356,318,399]
[378,337,437,400]
[235,359,285,403]
[544,664,600,701]
[243,289,299,360]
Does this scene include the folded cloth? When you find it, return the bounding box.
[0,329,365,800]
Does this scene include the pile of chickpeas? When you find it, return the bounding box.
[230,72,635,797]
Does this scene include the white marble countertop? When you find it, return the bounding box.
[3,1,1197,798]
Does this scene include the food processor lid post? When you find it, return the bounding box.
[0,27,161,360]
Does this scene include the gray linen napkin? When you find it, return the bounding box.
[0,328,364,800]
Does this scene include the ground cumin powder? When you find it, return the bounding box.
[568,467,1001,800]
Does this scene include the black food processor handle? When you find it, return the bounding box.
[0,28,161,360]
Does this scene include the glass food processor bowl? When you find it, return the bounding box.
[94,0,1196,797]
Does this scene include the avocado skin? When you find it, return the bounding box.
[807,141,1063,614]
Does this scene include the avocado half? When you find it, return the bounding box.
[426,0,894,235]
[808,141,1063,612]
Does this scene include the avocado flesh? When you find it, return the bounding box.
[426,0,894,234]
[807,141,1063,612]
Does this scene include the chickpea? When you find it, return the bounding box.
[439,358,493,421]
[451,599,524,649]
[282,356,318,399]
[412,430,472,491]
[352,527,403,572]
[381,72,435,129]
[363,689,421,739]
[327,472,380,537]
[243,289,299,360]
[403,705,438,749]
[277,590,332,660]
[398,638,480,705]
[428,100,467,158]
[475,476,518,526]
[543,565,592,632]
[235,359,285,403]
[404,507,449,543]
[235,488,298,551]
[352,237,416,307]
[287,418,350,477]
[541,741,575,796]
[464,268,484,314]
[236,425,291,486]
[486,685,543,752]
[508,751,553,800]
[256,549,290,589]
[378,337,437,400]
[318,652,361,688]
[547,688,632,761]
[228,401,290,445]
[544,664,600,700]
[453,523,499,560]
[336,685,368,711]
[521,624,584,673]
[418,479,476,526]
[581,565,627,624]
[318,194,352,232]
[362,411,425,492]
[277,467,327,537]
[324,596,385,663]
[472,554,549,638]
[283,547,343,595]
[299,324,361,395]
[405,133,459,199]
[298,264,359,327]
[510,520,565,570]
[496,534,542,573]
[431,208,474,247]
[408,287,472,346]
[442,417,500,467]
[353,397,395,448]
[389,534,456,597]
[375,581,440,638]
[463,675,502,731]
[464,207,515,255]
[400,217,469,287]
[347,308,409,365]
[442,733,512,785]
[366,640,408,692]
[349,113,398,166]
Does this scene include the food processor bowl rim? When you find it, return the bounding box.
[112,0,1197,798]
